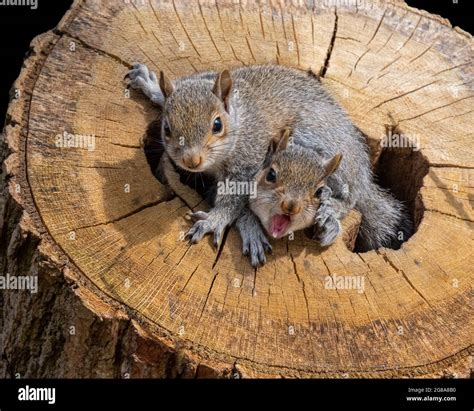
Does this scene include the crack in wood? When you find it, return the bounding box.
[65,198,173,232]
[366,8,387,46]
[432,108,474,123]
[397,15,422,51]
[429,163,474,170]
[399,95,474,122]
[212,225,231,269]
[130,2,149,35]
[425,208,473,223]
[408,42,434,64]
[376,250,434,309]
[378,54,402,73]
[73,164,124,170]
[54,29,131,68]
[109,142,142,149]
[368,80,438,112]
[434,62,471,77]
[6,0,473,379]
[172,0,202,58]
[289,253,312,330]
[198,1,223,60]
[180,264,200,293]
[349,48,369,78]
[245,37,257,63]
[199,271,219,320]
[319,8,338,78]
[291,14,301,67]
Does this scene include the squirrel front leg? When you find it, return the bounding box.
[186,186,245,248]
[185,174,272,265]
[125,63,164,106]
[314,186,353,247]
[235,208,272,267]
[187,197,272,266]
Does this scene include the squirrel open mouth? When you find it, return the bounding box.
[269,214,291,238]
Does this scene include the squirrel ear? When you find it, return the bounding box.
[323,153,343,178]
[212,70,232,110]
[264,127,291,167]
[271,127,291,153]
[159,71,174,99]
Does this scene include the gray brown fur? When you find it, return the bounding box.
[126,63,412,263]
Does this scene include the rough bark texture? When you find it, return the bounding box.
[0,0,472,378]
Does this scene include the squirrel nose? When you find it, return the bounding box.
[182,153,202,169]
[281,200,302,215]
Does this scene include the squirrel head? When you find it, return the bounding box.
[250,128,342,239]
[159,70,236,173]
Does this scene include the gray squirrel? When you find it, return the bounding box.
[250,127,413,250]
[125,63,412,264]
[250,127,342,243]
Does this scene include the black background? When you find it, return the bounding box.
[0,0,472,124]
[0,379,472,409]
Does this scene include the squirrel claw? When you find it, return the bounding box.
[264,242,273,254]
[185,212,228,246]
[250,244,266,267]
[242,230,272,267]
[236,212,272,266]
[213,229,225,249]
[124,63,164,106]
[184,231,197,244]
[187,210,209,222]
[185,223,206,244]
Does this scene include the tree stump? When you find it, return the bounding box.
[1,0,472,378]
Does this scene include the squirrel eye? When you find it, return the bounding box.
[315,187,324,198]
[266,168,277,183]
[212,117,223,134]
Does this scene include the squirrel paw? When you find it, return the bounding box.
[315,202,336,227]
[241,225,272,267]
[125,63,163,105]
[314,203,341,247]
[185,210,228,248]
[318,185,333,202]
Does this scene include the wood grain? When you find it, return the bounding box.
[1,0,472,378]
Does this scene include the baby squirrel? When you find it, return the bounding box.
[252,127,412,250]
[126,63,412,264]
[251,127,342,244]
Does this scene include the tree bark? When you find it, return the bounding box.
[1,0,472,378]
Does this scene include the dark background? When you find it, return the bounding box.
[0,0,471,124]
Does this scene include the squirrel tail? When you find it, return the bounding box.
[355,183,413,252]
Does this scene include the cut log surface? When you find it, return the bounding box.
[1,0,473,378]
